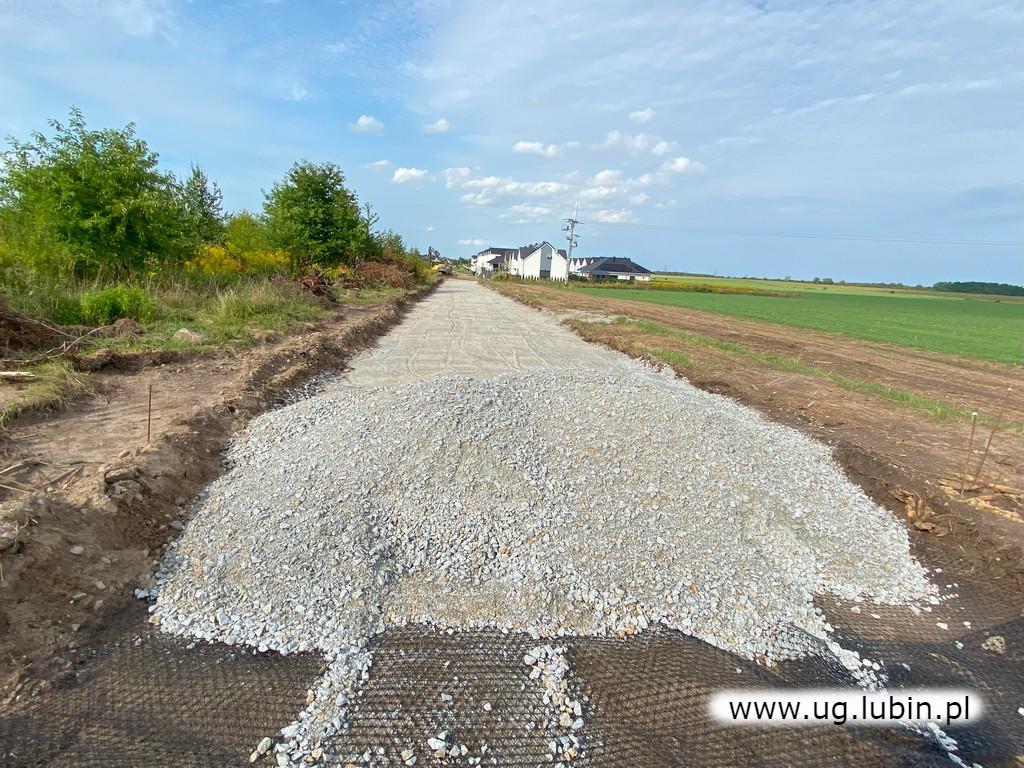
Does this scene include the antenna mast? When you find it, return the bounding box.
[561,199,581,282]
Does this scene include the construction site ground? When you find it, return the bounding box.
[0,278,1021,768]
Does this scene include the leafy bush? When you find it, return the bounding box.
[197,281,325,340]
[0,108,187,279]
[263,161,368,272]
[402,252,433,284]
[186,244,242,277]
[239,248,289,275]
[224,211,271,254]
[79,285,156,325]
[355,261,411,289]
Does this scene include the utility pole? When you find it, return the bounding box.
[561,199,581,283]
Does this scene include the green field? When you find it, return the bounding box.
[573,281,1024,365]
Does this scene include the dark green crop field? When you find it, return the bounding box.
[573,284,1024,365]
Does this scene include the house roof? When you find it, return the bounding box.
[476,242,569,260]
[577,257,653,275]
[516,241,568,259]
[476,247,515,257]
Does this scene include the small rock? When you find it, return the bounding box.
[69,545,84,556]
[111,318,143,337]
[249,736,273,763]
[981,635,1006,655]
[173,328,208,344]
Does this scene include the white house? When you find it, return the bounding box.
[575,257,653,281]
[472,241,569,280]
[471,247,515,275]
[507,242,569,281]
[568,255,601,276]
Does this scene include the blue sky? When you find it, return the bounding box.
[1,0,1021,284]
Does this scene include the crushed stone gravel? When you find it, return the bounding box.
[150,361,937,764]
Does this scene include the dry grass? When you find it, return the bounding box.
[0,361,92,427]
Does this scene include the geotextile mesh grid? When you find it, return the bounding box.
[2,544,1021,768]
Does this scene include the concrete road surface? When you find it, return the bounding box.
[341,279,625,387]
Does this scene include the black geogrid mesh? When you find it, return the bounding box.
[2,541,1021,768]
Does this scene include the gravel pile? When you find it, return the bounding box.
[151,363,936,764]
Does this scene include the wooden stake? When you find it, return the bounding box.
[971,389,1013,488]
[959,412,977,495]
[146,383,153,444]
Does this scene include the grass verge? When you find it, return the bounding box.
[84,280,331,353]
[0,361,92,427]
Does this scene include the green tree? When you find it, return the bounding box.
[374,229,407,261]
[263,161,364,272]
[0,107,185,279]
[180,164,224,246]
[224,210,271,256]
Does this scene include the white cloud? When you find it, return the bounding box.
[505,180,569,196]
[500,203,552,222]
[458,238,488,246]
[287,83,309,102]
[651,140,676,156]
[443,167,473,188]
[630,192,650,205]
[425,225,435,232]
[581,186,616,201]
[365,159,391,170]
[592,169,622,184]
[597,130,663,154]
[593,208,634,224]
[350,114,383,132]
[463,175,505,189]
[662,156,704,173]
[447,168,569,199]
[391,167,428,183]
[513,140,559,158]
[460,191,494,205]
[629,108,656,123]
[422,117,450,133]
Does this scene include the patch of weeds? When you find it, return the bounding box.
[0,361,91,427]
[80,285,156,325]
[648,348,692,368]
[196,283,325,343]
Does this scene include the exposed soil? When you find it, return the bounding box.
[0,282,439,693]
[493,281,1024,593]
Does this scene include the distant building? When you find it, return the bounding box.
[568,255,601,275]
[470,247,516,275]
[506,242,569,281]
[471,245,651,282]
[471,242,569,281]
[575,257,653,281]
